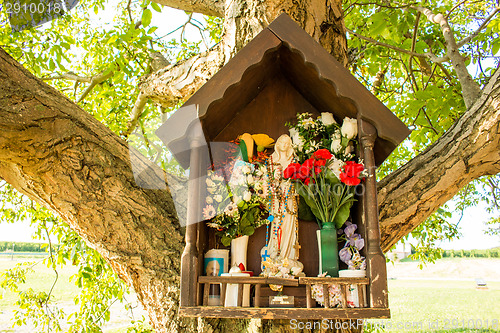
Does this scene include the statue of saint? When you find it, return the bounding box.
[261,134,303,278]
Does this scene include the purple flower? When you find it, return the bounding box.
[354,238,364,250]
[339,247,351,264]
[344,223,357,237]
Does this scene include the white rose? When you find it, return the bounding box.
[247,175,255,185]
[243,191,252,202]
[321,112,336,126]
[214,195,223,202]
[292,133,304,150]
[233,195,242,204]
[341,117,358,139]
[205,178,215,187]
[206,196,213,204]
[330,138,342,153]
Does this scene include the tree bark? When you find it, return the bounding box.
[2,0,500,331]
[0,47,189,332]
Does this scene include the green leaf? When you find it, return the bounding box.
[492,40,500,56]
[142,9,152,27]
[48,59,55,71]
[151,2,162,12]
[221,235,232,247]
[333,201,353,229]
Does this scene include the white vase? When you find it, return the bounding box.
[316,230,322,275]
[230,235,249,269]
[339,269,367,307]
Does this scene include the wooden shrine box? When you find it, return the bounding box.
[157,13,410,319]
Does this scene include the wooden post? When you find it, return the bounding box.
[357,284,364,308]
[359,119,389,308]
[255,284,261,307]
[203,283,210,306]
[221,283,227,306]
[237,284,244,307]
[340,284,348,308]
[180,127,206,307]
[306,284,313,308]
[323,284,330,308]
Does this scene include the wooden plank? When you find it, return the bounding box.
[237,284,243,307]
[203,283,210,306]
[198,276,298,286]
[299,277,369,285]
[179,306,391,319]
[260,286,306,297]
[306,284,313,308]
[221,283,227,306]
[341,284,348,309]
[357,285,364,308]
[323,284,330,308]
[199,276,267,284]
[254,284,261,307]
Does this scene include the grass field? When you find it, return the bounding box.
[0,256,147,332]
[0,255,499,332]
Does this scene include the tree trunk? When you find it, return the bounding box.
[2,0,500,330]
[0,48,189,331]
[141,0,347,108]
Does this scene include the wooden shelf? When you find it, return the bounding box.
[180,306,390,319]
[198,276,299,286]
[299,277,369,285]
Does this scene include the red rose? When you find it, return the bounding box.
[340,173,361,186]
[304,177,315,185]
[313,149,333,160]
[314,158,326,167]
[299,158,314,178]
[339,161,364,186]
[284,163,301,179]
[343,161,364,178]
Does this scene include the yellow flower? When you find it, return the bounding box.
[252,134,275,152]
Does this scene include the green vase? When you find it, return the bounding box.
[317,223,339,277]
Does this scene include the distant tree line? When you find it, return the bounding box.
[441,248,500,258]
[0,241,48,252]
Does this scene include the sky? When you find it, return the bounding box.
[0,2,498,252]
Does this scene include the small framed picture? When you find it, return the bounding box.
[204,257,224,276]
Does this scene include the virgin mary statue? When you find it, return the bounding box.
[262,134,303,276]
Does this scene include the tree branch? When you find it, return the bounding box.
[42,72,92,83]
[412,5,481,108]
[378,64,500,251]
[0,47,186,330]
[124,92,148,137]
[139,44,224,108]
[151,0,224,17]
[457,6,500,48]
[77,70,114,103]
[346,28,446,62]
